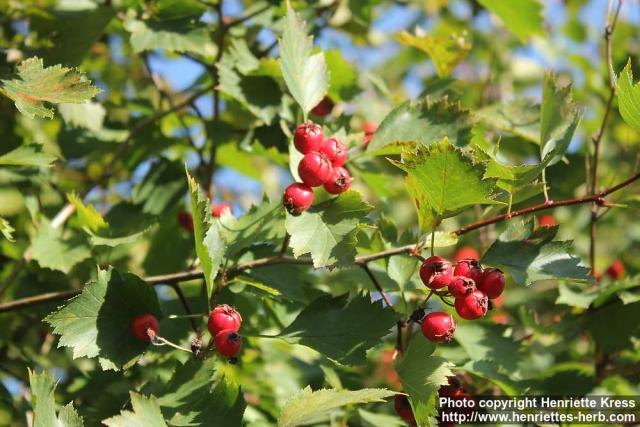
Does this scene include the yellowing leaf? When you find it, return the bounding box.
[396,30,471,77]
[0,57,101,119]
[67,193,108,233]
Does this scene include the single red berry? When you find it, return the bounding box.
[453,246,479,263]
[208,304,242,336]
[310,96,334,117]
[177,211,193,232]
[323,166,352,194]
[538,215,557,227]
[319,137,348,167]
[421,312,456,343]
[448,276,476,299]
[294,122,324,154]
[453,259,483,284]
[594,269,602,282]
[132,313,160,342]
[298,151,333,187]
[419,256,454,289]
[215,329,243,357]
[477,268,505,299]
[454,290,488,320]
[363,121,377,145]
[394,394,414,422]
[606,260,625,280]
[283,183,314,215]
[438,376,463,398]
[212,204,231,218]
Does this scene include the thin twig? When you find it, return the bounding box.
[169,283,199,333]
[361,263,394,308]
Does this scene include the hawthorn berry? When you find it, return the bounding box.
[319,137,348,167]
[454,290,488,320]
[132,313,160,342]
[363,121,377,145]
[294,122,324,154]
[323,166,352,194]
[177,211,193,232]
[453,246,479,263]
[448,276,476,299]
[283,183,314,215]
[298,152,333,187]
[421,312,456,343]
[310,96,334,117]
[453,259,483,284]
[606,260,625,280]
[538,215,557,227]
[214,329,243,357]
[419,256,454,289]
[477,268,505,299]
[394,394,415,423]
[212,204,231,218]
[208,304,242,336]
[438,376,463,398]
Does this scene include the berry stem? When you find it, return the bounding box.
[150,335,194,354]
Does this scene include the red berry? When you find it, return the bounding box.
[454,290,488,320]
[448,276,476,299]
[394,394,414,422]
[419,256,454,289]
[283,183,314,215]
[453,246,479,263]
[177,211,193,232]
[538,215,556,227]
[208,304,242,336]
[421,312,456,343]
[211,204,231,218]
[323,166,352,194]
[298,152,333,187]
[214,329,243,357]
[453,259,483,284]
[477,268,505,299]
[294,122,324,154]
[363,122,377,145]
[319,137,348,167]
[132,314,160,342]
[310,96,334,117]
[438,376,463,398]
[606,261,625,280]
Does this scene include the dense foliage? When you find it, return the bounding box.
[0,0,639,426]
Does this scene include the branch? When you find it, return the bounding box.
[361,263,394,308]
[1,172,639,314]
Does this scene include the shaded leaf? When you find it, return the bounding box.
[0,57,101,119]
[124,19,216,57]
[103,392,167,427]
[280,294,397,365]
[67,193,108,233]
[478,0,544,42]
[454,323,520,371]
[279,386,395,427]
[45,267,163,371]
[285,191,373,268]
[279,7,328,116]
[476,99,540,143]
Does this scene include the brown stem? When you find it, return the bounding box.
[361,263,394,308]
[169,283,199,334]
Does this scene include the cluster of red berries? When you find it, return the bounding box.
[283,121,352,215]
[177,203,231,232]
[130,304,243,360]
[419,255,505,344]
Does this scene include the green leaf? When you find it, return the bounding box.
[45,267,163,371]
[29,369,84,427]
[279,6,328,117]
[476,99,540,143]
[0,57,101,119]
[454,323,520,371]
[280,294,397,365]
[482,220,591,285]
[478,0,544,42]
[391,138,498,232]
[539,73,582,166]
[358,409,406,427]
[278,386,395,427]
[617,60,640,133]
[67,193,108,233]
[585,301,640,353]
[367,98,474,154]
[58,102,106,132]
[0,143,57,167]
[396,29,471,77]
[394,336,453,424]
[124,19,216,57]
[0,217,15,242]
[187,170,221,303]
[31,222,91,273]
[324,49,359,101]
[132,158,186,216]
[103,392,168,427]
[285,190,373,268]
[462,360,522,395]
[89,226,157,248]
